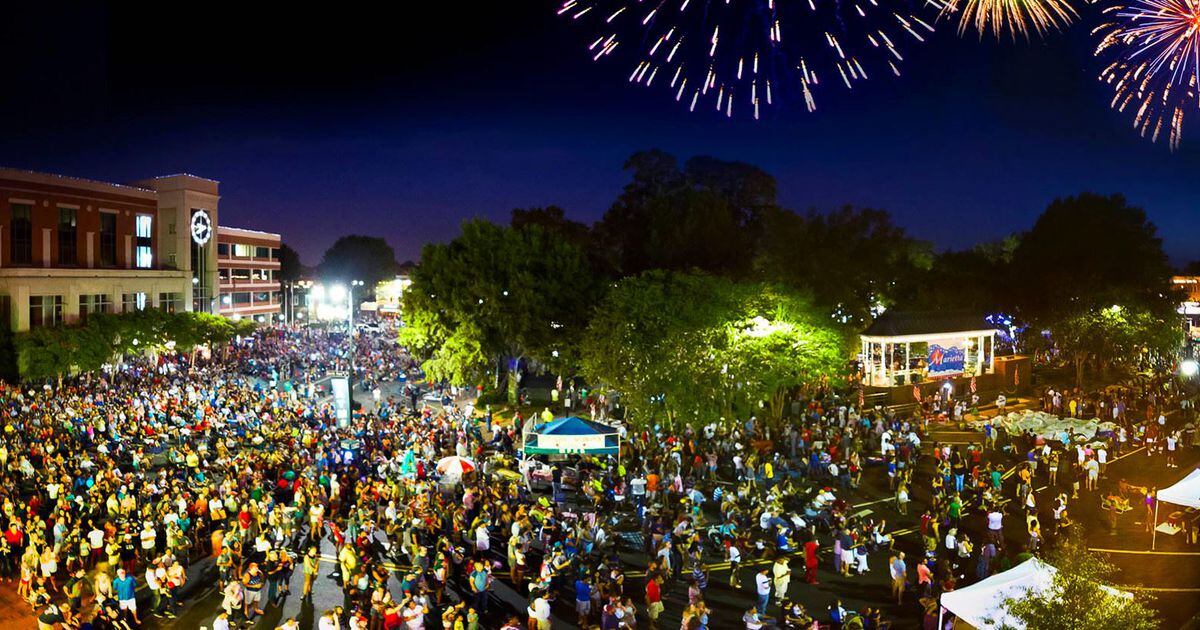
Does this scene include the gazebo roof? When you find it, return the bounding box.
[862,310,994,338]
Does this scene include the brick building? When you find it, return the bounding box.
[0,167,280,330]
[217,226,282,323]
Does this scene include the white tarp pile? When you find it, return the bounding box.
[968,410,1111,442]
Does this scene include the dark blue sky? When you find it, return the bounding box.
[1,2,1196,266]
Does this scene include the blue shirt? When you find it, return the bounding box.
[471,569,488,592]
[575,579,591,602]
[114,575,136,601]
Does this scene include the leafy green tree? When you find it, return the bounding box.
[401,220,599,401]
[720,288,847,421]
[595,150,775,278]
[1055,305,1184,386]
[580,272,728,428]
[902,235,1019,312]
[318,235,399,290]
[1011,193,1177,322]
[997,535,1159,630]
[755,206,932,326]
[582,272,845,430]
[15,326,78,382]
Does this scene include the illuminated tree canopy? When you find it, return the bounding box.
[581,271,846,430]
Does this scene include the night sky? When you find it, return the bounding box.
[1,2,1197,266]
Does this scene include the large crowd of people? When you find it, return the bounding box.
[0,320,1193,630]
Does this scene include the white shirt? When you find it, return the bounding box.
[987,512,1003,531]
[756,572,771,595]
[528,596,551,621]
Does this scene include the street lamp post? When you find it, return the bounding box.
[341,280,365,416]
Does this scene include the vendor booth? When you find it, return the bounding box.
[522,416,621,457]
[1152,467,1200,549]
[939,558,1131,629]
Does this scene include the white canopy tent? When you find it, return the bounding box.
[1157,468,1200,508]
[939,558,1130,629]
[1152,467,1200,549]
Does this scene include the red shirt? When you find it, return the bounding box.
[804,541,819,566]
[646,579,661,603]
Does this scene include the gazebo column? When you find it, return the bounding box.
[905,342,911,385]
[988,334,995,372]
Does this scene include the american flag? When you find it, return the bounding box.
[912,385,921,402]
[1013,366,1019,386]
[970,376,977,394]
[858,387,865,407]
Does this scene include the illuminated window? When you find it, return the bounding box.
[135,215,153,269]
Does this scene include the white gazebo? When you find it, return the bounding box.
[860,311,998,387]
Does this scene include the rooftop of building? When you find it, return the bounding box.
[217,225,282,240]
[861,310,996,338]
[0,167,158,199]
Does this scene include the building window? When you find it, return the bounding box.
[100,213,117,267]
[218,268,231,282]
[58,208,77,266]
[233,244,253,258]
[122,292,147,312]
[217,243,229,256]
[10,204,32,265]
[271,248,280,260]
[254,292,270,303]
[79,294,111,322]
[158,292,183,313]
[255,246,270,258]
[272,291,282,304]
[29,295,64,328]
[135,215,153,269]
[232,292,251,305]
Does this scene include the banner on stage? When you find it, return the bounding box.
[927,340,966,377]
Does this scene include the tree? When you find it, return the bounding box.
[720,288,848,421]
[318,235,399,290]
[12,310,253,380]
[1054,304,1184,386]
[595,150,776,278]
[510,206,591,248]
[278,243,304,282]
[902,235,1019,313]
[1011,193,1177,323]
[581,272,846,430]
[756,206,932,326]
[996,535,1159,630]
[1008,194,1182,382]
[400,220,600,401]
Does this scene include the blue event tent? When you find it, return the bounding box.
[522,416,621,457]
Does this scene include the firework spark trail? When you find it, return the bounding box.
[558,0,940,116]
[1094,0,1200,149]
[938,0,1077,39]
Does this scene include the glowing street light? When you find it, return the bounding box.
[1182,359,1199,378]
[329,284,347,303]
